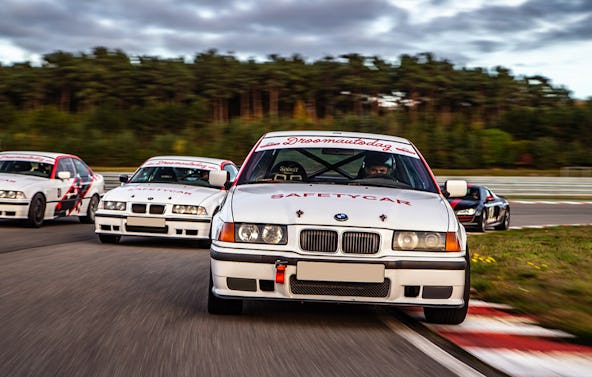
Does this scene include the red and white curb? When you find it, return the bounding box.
[405,301,592,377]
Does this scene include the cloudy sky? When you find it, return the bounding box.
[1,0,591,99]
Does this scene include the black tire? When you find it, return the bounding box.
[98,234,121,244]
[197,239,212,249]
[79,194,99,224]
[26,193,46,228]
[495,208,510,230]
[475,212,487,232]
[424,249,470,324]
[208,270,243,315]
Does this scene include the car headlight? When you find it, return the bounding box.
[172,205,207,215]
[393,231,460,252]
[228,223,287,245]
[456,208,476,215]
[100,200,127,211]
[0,190,26,199]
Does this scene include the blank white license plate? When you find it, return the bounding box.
[296,262,384,283]
[127,217,166,227]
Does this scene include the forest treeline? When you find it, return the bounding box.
[0,46,591,168]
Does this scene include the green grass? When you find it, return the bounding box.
[469,226,592,343]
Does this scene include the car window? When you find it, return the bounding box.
[224,164,239,182]
[72,158,91,179]
[56,158,76,177]
[0,160,53,178]
[129,166,216,187]
[447,186,480,200]
[237,147,438,193]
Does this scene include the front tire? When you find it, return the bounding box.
[26,193,46,228]
[80,194,99,224]
[475,212,487,232]
[197,239,212,249]
[208,270,243,315]
[423,249,470,324]
[495,209,510,230]
[98,234,120,244]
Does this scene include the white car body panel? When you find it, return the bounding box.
[224,184,451,231]
[94,156,235,241]
[0,151,105,224]
[210,131,469,320]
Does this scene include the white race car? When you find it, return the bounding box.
[0,151,105,227]
[209,131,470,324]
[95,156,238,245]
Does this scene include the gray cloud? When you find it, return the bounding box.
[0,0,591,97]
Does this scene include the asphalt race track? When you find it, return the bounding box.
[0,203,590,377]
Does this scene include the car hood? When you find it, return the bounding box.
[104,183,221,204]
[0,173,46,190]
[230,184,453,231]
[447,198,480,211]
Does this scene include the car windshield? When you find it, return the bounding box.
[0,160,53,178]
[129,166,214,187]
[237,147,438,193]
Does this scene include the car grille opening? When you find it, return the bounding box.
[300,230,380,254]
[125,225,168,234]
[132,204,146,213]
[289,275,390,297]
[342,232,380,254]
[149,204,165,214]
[300,230,338,252]
[131,203,165,215]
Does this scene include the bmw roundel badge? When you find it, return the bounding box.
[334,213,348,221]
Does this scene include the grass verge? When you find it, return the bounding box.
[469,226,592,344]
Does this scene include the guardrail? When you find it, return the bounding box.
[99,172,592,198]
[438,176,592,197]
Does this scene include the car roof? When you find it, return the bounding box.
[261,130,412,145]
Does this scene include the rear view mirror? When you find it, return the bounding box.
[57,171,71,180]
[444,180,467,198]
[119,174,129,184]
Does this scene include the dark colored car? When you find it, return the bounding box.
[442,184,510,232]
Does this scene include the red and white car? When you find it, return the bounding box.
[0,151,105,227]
[94,156,238,245]
[209,131,470,324]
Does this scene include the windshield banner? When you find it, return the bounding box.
[255,136,419,158]
[143,159,219,170]
[0,154,55,164]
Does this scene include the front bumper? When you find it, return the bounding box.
[0,200,30,219]
[210,244,468,308]
[95,213,211,239]
[457,214,478,227]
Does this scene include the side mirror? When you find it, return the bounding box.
[57,171,71,180]
[444,180,467,198]
[208,170,228,188]
[119,174,129,184]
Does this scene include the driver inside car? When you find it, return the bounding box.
[360,152,394,178]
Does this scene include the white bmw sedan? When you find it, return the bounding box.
[209,131,470,324]
[0,151,105,227]
[95,156,237,245]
